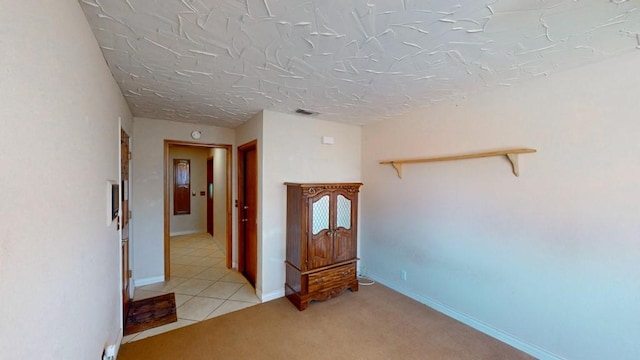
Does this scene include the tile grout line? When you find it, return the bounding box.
[124,233,260,344]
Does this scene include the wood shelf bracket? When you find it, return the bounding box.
[506,153,520,177]
[380,148,537,179]
[390,162,403,179]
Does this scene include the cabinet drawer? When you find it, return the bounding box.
[308,264,356,294]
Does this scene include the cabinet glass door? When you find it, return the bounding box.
[333,193,355,263]
[336,195,351,229]
[312,195,330,234]
[308,194,332,269]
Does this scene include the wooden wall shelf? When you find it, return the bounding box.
[379,148,537,178]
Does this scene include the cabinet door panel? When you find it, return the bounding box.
[333,228,355,263]
[333,192,356,262]
[308,194,333,269]
[308,229,333,269]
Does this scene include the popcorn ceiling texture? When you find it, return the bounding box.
[80,0,640,127]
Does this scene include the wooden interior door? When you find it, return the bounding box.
[207,157,213,236]
[173,159,190,215]
[238,141,258,286]
[120,129,131,324]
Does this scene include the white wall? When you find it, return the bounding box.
[361,51,640,360]
[0,1,133,359]
[169,146,209,235]
[213,148,228,249]
[131,117,234,283]
[259,110,362,300]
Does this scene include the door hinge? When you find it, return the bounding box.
[127,270,132,278]
[128,210,132,220]
[128,152,132,160]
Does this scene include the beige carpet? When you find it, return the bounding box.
[118,283,535,360]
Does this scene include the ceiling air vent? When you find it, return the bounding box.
[295,108,319,116]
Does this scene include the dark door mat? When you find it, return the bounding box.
[124,293,177,336]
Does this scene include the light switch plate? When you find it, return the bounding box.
[321,136,334,145]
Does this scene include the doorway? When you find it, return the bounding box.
[237,140,258,287]
[163,140,232,279]
[121,129,131,324]
[207,157,214,236]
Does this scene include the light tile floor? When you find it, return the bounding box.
[122,233,260,343]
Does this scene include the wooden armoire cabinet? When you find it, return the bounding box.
[284,182,363,310]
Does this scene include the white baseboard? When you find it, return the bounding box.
[103,328,122,360]
[365,274,566,360]
[258,288,284,302]
[169,230,204,236]
[113,328,123,359]
[134,275,165,287]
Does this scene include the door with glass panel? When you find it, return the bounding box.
[332,189,356,263]
[307,192,333,269]
[307,189,356,269]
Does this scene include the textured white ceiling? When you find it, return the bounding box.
[80,0,640,127]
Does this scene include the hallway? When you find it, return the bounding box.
[122,233,260,343]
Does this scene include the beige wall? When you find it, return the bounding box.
[132,117,234,284]
[0,1,133,358]
[212,148,228,249]
[360,51,640,360]
[169,146,209,235]
[235,110,362,301]
[259,110,362,300]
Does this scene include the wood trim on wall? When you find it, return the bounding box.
[164,140,233,280]
[225,147,232,269]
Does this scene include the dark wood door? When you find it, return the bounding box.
[207,157,213,236]
[238,141,258,286]
[173,159,190,215]
[120,129,131,324]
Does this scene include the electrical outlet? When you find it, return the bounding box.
[103,344,116,360]
[401,270,407,281]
